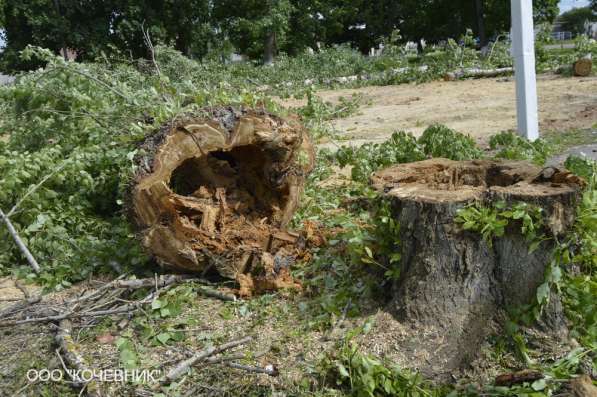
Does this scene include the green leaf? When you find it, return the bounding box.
[531,378,547,391]
[337,363,350,378]
[151,299,162,309]
[156,332,171,344]
[536,282,550,304]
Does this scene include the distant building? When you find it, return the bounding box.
[585,21,597,39]
[551,16,574,40]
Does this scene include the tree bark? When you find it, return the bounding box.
[128,106,314,295]
[444,67,513,81]
[371,158,584,378]
[264,31,276,66]
[474,0,487,47]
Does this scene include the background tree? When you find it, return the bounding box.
[0,0,213,71]
[109,0,213,60]
[1,0,113,71]
[213,0,294,64]
[559,6,597,35]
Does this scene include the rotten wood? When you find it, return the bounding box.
[129,106,314,296]
[495,369,543,386]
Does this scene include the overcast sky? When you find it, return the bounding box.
[559,0,590,13]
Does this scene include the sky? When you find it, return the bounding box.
[559,0,590,13]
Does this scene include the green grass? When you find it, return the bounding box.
[543,128,596,154]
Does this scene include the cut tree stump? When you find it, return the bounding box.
[371,158,585,377]
[573,57,592,77]
[129,106,314,295]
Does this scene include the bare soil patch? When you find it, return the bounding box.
[284,74,597,147]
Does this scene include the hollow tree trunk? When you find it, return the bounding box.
[129,106,314,295]
[371,158,585,378]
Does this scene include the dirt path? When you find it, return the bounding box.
[285,74,597,147]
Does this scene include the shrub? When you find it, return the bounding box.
[418,124,483,160]
[489,131,552,165]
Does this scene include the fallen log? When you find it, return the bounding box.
[129,106,314,295]
[495,369,543,387]
[444,67,513,81]
[370,158,584,378]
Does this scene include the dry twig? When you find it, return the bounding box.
[164,336,253,383]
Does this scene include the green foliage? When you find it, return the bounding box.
[455,201,547,251]
[213,0,294,62]
[489,131,553,165]
[418,124,484,160]
[298,87,363,124]
[335,132,426,183]
[565,155,596,181]
[0,46,280,288]
[0,0,214,71]
[560,7,597,35]
[574,34,597,58]
[115,336,139,370]
[325,341,438,397]
[334,124,485,183]
[455,204,508,244]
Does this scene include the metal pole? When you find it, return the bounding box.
[511,0,539,141]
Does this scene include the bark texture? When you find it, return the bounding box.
[129,106,314,295]
[371,158,585,377]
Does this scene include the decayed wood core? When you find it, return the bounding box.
[130,107,314,295]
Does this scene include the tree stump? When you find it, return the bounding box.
[370,158,585,376]
[129,106,314,295]
[573,57,592,77]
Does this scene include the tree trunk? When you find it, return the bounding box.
[474,0,487,48]
[444,66,513,80]
[371,158,584,378]
[128,106,314,296]
[264,31,276,66]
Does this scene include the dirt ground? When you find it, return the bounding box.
[285,74,597,147]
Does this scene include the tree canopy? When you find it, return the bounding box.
[0,0,562,71]
[559,6,597,35]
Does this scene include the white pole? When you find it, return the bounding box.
[511,0,539,141]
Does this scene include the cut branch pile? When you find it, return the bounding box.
[0,275,242,396]
[0,275,224,328]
